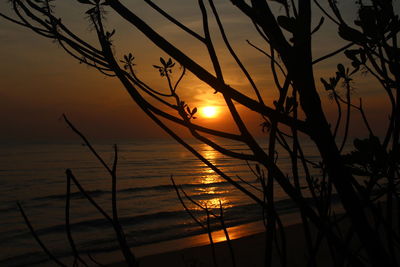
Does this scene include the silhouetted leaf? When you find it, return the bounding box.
[356,6,379,39]
[311,17,325,34]
[344,49,363,74]
[337,64,345,76]
[85,7,96,15]
[260,121,271,133]
[343,136,389,177]
[160,57,166,66]
[338,25,366,44]
[344,49,359,62]
[77,0,93,4]
[320,78,331,91]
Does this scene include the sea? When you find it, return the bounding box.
[0,137,325,266]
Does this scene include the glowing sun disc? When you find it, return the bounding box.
[201,106,218,118]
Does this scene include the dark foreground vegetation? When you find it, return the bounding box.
[1,0,400,266]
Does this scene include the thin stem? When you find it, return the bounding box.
[17,202,67,267]
[65,175,89,267]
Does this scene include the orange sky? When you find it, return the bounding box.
[0,1,391,142]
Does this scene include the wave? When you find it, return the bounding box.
[2,195,306,246]
[32,180,247,201]
[0,194,330,267]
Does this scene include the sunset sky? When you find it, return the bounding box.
[0,1,390,142]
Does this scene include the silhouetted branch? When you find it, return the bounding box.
[65,174,88,267]
[17,202,67,267]
[144,0,205,42]
[209,0,265,105]
[171,176,236,267]
[313,43,354,65]
[63,115,113,175]
[63,113,137,266]
[4,0,400,266]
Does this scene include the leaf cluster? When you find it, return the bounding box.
[179,101,197,120]
[339,3,400,46]
[153,57,175,77]
[343,136,389,177]
[120,53,135,70]
[321,64,351,92]
[344,49,367,73]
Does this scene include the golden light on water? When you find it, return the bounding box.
[191,144,233,209]
[199,147,221,185]
[199,197,232,209]
[201,106,218,118]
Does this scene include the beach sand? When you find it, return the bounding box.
[106,214,332,267]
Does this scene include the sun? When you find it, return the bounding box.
[201,106,218,118]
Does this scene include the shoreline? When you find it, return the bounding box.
[102,212,305,266]
[22,208,347,267]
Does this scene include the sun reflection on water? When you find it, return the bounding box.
[192,144,233,209]
[198,197,233,209]
[198,145,223,183]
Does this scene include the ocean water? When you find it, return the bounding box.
[0,137,320,266]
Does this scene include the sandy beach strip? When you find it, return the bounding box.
[104,212,331,267]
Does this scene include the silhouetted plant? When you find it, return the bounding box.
[18,115,138,267]
[2,0,400,266]
[171,176,236,267]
